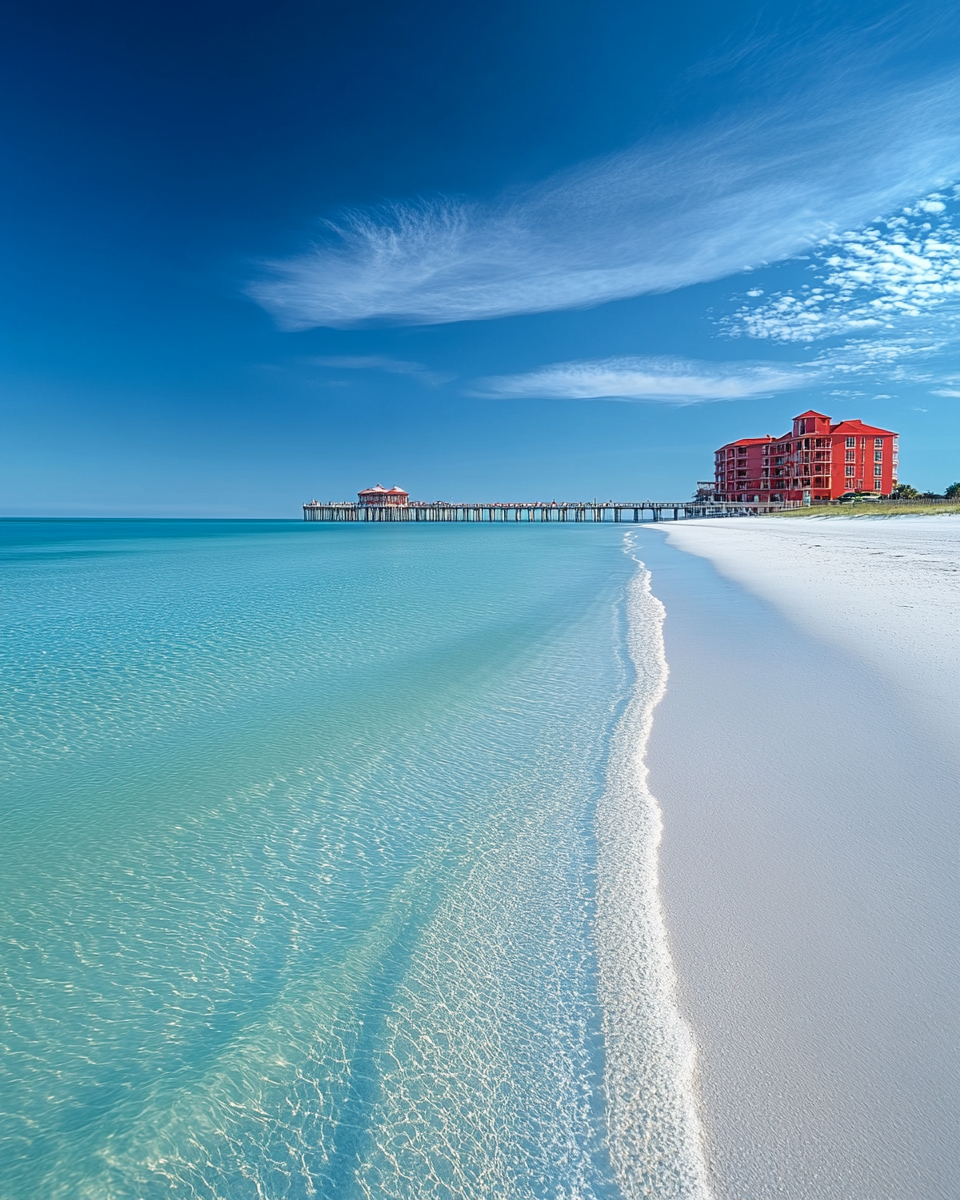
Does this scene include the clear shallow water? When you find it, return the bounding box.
[1,519,708,1200]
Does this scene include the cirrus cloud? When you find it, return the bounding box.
[475,356,816,404]
[248,69,960,329]
[306,355,455,385]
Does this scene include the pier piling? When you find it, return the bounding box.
[303,499,779,522]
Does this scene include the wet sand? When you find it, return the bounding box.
[638,522,959,1200]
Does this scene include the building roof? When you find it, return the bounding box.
[717,436,774,450]
[715,412,897,455]
[829,418,898,437]
[358,484,389,495]
[385,486,409,495]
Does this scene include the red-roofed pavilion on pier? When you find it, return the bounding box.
[713,411,899,503]
[358,484,409,507]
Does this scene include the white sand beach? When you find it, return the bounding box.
[665,515,960,761]
[642,516,959,1200]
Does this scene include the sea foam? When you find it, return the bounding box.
[596,542,713,1200]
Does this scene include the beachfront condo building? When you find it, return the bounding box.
[713,410,899,504]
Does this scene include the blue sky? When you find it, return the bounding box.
[2,0,959,515]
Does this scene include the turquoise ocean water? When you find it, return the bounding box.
[1,520,709,1200]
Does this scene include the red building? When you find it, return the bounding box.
[358,484,409,507]
[713,411,899,503]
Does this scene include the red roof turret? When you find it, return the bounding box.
[358,484,409,506]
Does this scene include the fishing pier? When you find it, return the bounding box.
[303,498,780,522]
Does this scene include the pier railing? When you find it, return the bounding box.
[303,500,783,522]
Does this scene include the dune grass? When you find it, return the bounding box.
[766,500,960,518]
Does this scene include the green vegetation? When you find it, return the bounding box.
[889,481,960,502]
[767,499,960,518]
[765,479,960,517]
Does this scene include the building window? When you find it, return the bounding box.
[875,438,883,448]
[874,450,883,461]
[845,466,855,476]
[845,450,855,462]
[874,465,882,476]
[846,436,856,448]
[874,480,882,489]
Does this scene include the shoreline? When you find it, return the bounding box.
[637,521,959,1199]
[596,548,713,1199]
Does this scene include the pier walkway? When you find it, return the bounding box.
[303,500,780,522]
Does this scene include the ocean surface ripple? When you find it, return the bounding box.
[1,519,708,1199]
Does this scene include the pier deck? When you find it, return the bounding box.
[303,500,781,522]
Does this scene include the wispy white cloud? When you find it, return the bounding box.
[725,188,960,342]
[475,356,816,404]
[306,355,454,385]
[248,67,960,328]
[477,333,960,405]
